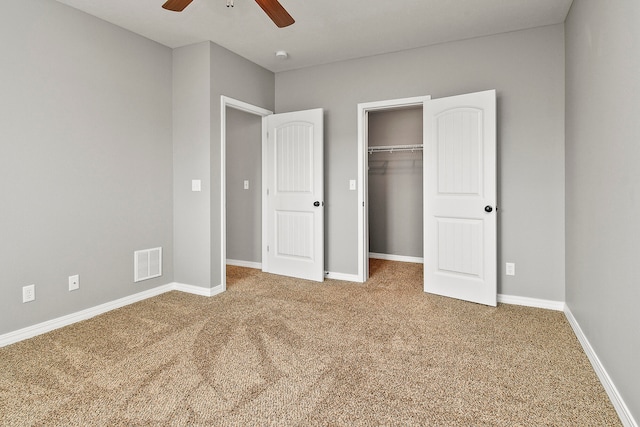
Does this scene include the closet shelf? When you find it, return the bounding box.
[368,144,423,154]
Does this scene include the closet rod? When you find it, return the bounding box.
[368,144,423,154]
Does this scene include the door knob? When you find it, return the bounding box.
[484,205,493,213]
[314,201,321,207]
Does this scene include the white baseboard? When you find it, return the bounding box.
[369,252,424,264]
[0,282,225,348]
[226,259,262,269]
[0,284,172,348]
[497,294,565,311]
[564,306,637,427]
[325,271,362,282]
[173,282,225,297]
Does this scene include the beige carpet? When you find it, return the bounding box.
[0,260,620,426]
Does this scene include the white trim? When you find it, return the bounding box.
[173,282,225,298]
[369,252,424,264]
[220,96,273,292]
[564,306,638,427]
[260,113,269,274]
[324,271,361,282]
[226,259,262,269]
[357,96,431,283]
[497,294,565,311]
[0,282,226,348]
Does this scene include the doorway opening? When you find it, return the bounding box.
[225,108,262,271]
[357,96,430,282]
[220,96,272,291]
[367,106,424,274]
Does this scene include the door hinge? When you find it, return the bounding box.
[267,245,270,252]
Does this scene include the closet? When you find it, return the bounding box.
[368,106,423,261]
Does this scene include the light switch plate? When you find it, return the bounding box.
[69,274,79,291]
[244,180,249,190]
[506,263,515,276]
[192,180,201,192]
[349,179,357,191]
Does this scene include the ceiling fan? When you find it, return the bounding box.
[162,0,295,28]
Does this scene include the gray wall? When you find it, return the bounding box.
[276,25,566,300]
[368,108,423,258]
[173,42,212,288]
[0,3,274,333]
[210,43,275,287]
[172,41,274,289]
[226,108,262,263]
[565,0,640,421]
[0,0,173,334]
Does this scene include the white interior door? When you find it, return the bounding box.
[263,108,324,282]
[424,90,497,306]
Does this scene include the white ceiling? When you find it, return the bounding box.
[54,0,573,73]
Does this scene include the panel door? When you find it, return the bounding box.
[264,109,324,282]
[424,90,497,306]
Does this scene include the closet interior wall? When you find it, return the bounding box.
[368,107,424,259]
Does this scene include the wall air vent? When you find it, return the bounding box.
[134,247,162,282]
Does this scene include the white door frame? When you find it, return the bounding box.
[356,95,431,282]
[220,96,272,291]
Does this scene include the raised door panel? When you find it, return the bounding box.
[265,109,324,282]
[424,90,496,306]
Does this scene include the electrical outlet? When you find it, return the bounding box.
[69,274,79,291]
[22,284,35,303]
[506,262,515,276]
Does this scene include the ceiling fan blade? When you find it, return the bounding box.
[254,0,295,28]
[162,0,194,12]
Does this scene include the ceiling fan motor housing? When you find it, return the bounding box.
[162,0,294,28]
